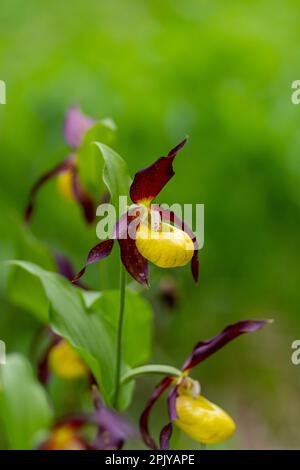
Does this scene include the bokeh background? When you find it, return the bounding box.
[1,0,300,449]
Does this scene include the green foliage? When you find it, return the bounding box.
[6,261,153,409]
[90,289,153,367]
[0,0,299,449]
[94,142,132,208]
[77,119,117,197]
[0,354,53,450]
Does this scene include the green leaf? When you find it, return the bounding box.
[6,262,154,410]
[0,354,53,450]
[6,221,55,323]
[6,261,116,405]
[77,120,117,197]
[94,142,132,207]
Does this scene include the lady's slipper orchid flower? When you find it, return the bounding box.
[39,421,89,450]
[140,319,271,449]
[38,334,89,383]
[73,138,199,286]
[48,339,89,380]
[40,388,134,450]
[24,106,96,224]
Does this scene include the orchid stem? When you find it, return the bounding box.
[113,263,126,409]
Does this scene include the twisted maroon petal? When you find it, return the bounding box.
[160,423,173,450]
[183,320,271,372]
[72,239,114,283]
[191,251,199,283]
[114,210,149,286]
[24,156,75,223]
[54,251,88,289]
[118,238,148,286]
[140,376,173,450]
[37,335,61,384]
[130,138,187,204]
[64,106,95,149]
[54,251,78,282]
[159,384,179,450]
[152,204,199,283]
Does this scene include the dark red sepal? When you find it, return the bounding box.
[182,319,271,372]
[191,251,199,283]
[54,251,88,289]
[159,384,178,449]
[130,138,187,204]
[71,166,95,224]
[118,238,148,286]
[24,156,75,223]
[72,239,114,283]
[115,210,149,286]
[160,423,173,450]
[37,334,61,384]
[140,376,173,450]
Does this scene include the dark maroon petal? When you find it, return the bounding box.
[37,335,61,384]
[71,167,95,224]
[152,205,199,283]
[160,423,173,450]
[182,320,272,371]
[54,251,88,289]
[72,239,114,283]
[118,237,148,286]
[115,210,149,286]
[37,349,51,384]
[167,138,189,158]
[158,384,178,450]
[64,106,95,149]
[167,385,179,421]
[130,138,188,204]
[24,157,75,223]
[140,376,173,450]
[191,250,199,283]
[54,251,77,281]
[158,420,173,452]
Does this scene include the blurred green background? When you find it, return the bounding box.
[1,0,300,449]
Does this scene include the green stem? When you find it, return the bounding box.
[113,264,126,408]
[121,364,182,385]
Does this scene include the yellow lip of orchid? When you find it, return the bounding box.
[57,170,75,201]
[136,221,194,268]
[175,393,236,445]
[48,340,88,380]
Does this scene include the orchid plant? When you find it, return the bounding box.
[1,106,272,451]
